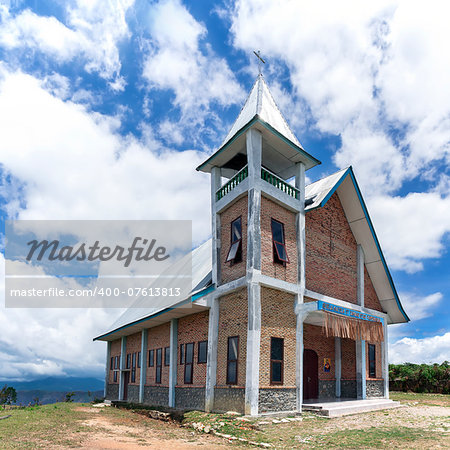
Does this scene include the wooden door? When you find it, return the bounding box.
[123,371,130,401]
[303,349,318,400]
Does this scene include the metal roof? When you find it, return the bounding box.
[94,168,408,341]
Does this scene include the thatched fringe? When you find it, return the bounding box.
[323,312,384,342]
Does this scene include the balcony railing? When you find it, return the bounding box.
[261,167,299,199]
[216,165,248,201]
[215,165,299,201]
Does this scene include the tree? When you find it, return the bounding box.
[0,385,17,407]
[65,392,75,402]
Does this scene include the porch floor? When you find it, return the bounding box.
[302,398,401,417]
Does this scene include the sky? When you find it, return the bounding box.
[0,0,449,381]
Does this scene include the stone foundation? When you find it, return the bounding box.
[106,383,119,400]
[213,387,245,414]
[259,388,296,412]
[143,386,169,406]
[175,387,205,410]
[341,380,357,398]
[319,380,336,398]
[126,385,139,403]
[366,380,384,397]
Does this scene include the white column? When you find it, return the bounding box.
[118,336,127,401]
[168,319,178,408]
[295,162,306,412]
[244,128,262,416]
[295,311,304,412]
[356,340,366,399]
[357,244,365,307]
[211,166,221,286]
[139,329,148,403]
[104,341,111,398]
[356,244,366,398]
[205,296,219,412]
[381,320,389,398]
[335,337,341,398]
[245,281,261,416]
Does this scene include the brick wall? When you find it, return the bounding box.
[109,339,121,384]
[177,311,209,387]
[304,324,335,381]
[217,288,248,387]
[261,196,298,283]
[259,287,296,387]
[220,195,248,285]
[146,323,170,387]
[341,338,356,379]
[364,267,383,312]
[306,192,358,304]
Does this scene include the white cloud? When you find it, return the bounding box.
[368,191,450,272]
[142,0,243,135]
[389,332,450,364]
[0,0,134,88]
[229,0,450,193]
[398,292,442,321]
[0,65,213,379]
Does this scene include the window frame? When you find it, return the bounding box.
[271,218,289,264]
[198,340,208,364]
[180,343,185,364]
[270,337,284,385]
[368,343,376,378]
[137,351,141,368]
[110,356,114,371]
[226,216,243,264]
[184,342,194,384]
[155,348,162,384]
[226,336,239,385]
[126,353,131,370]
[148,349,154,367]
[164,346,170,367]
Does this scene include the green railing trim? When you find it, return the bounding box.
[261,167,299,199]
[216,165,248,201]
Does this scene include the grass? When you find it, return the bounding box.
[0,393,448,449]
[0,402,91,449]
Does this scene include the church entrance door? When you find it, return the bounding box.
[303,349,319,400]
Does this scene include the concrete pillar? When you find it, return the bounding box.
[295,162,306,294]
[205,296,219,412]
[357,244,365,307]
[356,339,366,399]
[245,281,261,416]
[168,319,178,407]
[295,311,304,412]
[118,336,127,401]
[104,341,111,398]
[244,128,262,416]
[211,166,221,286]
[335,337,341,398]
[381,321,389,398]
[139,329,148,403]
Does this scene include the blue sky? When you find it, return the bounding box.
[0,0,449,381]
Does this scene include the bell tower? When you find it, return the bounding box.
[197,74,321,415]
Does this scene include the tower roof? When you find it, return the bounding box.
[197,74,320,177]
[221,74,302,149]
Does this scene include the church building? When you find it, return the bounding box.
[94,74,409,415]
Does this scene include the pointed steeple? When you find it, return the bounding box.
[197,74,320,178]
[221,74,302,149]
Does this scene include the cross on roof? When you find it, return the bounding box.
[253,50,265,75]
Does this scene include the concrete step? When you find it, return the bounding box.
[302,399,401,418]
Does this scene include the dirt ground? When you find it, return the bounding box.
[74,406,227,449]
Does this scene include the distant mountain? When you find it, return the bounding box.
[0,376,104,392]
[14,389,104,405]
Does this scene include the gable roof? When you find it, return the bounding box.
[94,167,408,341]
